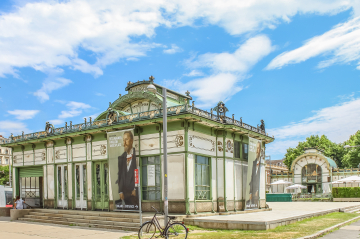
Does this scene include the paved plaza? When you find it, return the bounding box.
[185,202,360,230]
[0,217,134,239]
[199,202,360,222]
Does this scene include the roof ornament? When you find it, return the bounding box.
[149,75,155,83]
[185,90,190,96]
[260,119,265,131]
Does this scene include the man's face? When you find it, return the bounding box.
[123,133,133,153]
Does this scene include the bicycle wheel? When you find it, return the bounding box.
[165,222,188,238]
[138,222,157,239]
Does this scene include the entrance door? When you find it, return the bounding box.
[75,164,87,209]
[94,161,109,210]
[57,165,68,209]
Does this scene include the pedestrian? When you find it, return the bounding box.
[14,196,24,209]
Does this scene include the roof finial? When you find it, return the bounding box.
[149,75,155,82]
[185,90,190,96]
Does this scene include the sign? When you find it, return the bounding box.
[147,165,156,187]
[245,137,262,210]
[107,130,139,211]
[134,169,139,187]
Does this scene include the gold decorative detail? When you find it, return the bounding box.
[218,141,223,152]
[100,145,106,155]
[175,135,184,147]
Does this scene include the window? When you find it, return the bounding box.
[5,158,8,164]
[242,143,248,160]
[195,155,210,200]
[142,156,161,200]
[234,141,240,158]
[21,177,40,198]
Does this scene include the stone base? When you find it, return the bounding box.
[44,199,54,208]
[333,198,360,202]
[0,207,11,217]
[10,209,33,220]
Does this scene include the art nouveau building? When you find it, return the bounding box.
[3,77,274,214]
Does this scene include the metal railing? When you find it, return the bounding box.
[4,104,273,144]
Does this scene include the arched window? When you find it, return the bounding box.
[301,164,322,183]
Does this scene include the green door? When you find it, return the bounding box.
[94,161,109,210]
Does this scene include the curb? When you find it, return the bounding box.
[297,215,360,239]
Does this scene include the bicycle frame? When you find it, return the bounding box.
[148,212,173,236]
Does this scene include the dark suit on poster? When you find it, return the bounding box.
[249,158,260,206]
[117,148,139,208]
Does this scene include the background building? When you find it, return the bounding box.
[270,148,360,194]
[0,136,11,167]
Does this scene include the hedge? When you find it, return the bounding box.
[332,187,360,198]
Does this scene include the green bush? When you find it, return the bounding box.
[332,187,360,198]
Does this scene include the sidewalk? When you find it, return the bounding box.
[320,219,360,239]
[0,218,135,239]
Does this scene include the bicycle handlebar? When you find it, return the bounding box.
[151,206,162,214]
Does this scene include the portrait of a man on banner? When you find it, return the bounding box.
[245,138,262,210]
[108,130,139,211]
[116,131,138,208]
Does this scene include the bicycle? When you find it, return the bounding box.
[138,206,188,239]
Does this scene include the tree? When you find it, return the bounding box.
[283,135,345,169]
[0,165,9,185]
[342,130,360,168]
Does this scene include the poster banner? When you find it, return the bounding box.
[245,137,263,210]
[108,130,139,211]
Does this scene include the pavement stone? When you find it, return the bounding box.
[0,219,135,239]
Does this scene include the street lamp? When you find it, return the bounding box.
[344,145,360,148]
[147,80,169,234]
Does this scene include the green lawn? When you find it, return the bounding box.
[122,212,360,239]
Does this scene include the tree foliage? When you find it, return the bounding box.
[283,131,360,169]
[283,135,346,169]
[342,130,360,168]
[0,165,9,185]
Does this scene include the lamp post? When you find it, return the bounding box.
[147,81,169,235]
[265,155,271,193]
[344,145,360,148]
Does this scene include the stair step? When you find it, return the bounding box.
[18,218,139,231]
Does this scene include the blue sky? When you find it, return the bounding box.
[1,0,360,160]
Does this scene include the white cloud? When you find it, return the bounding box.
[163,44,182,54]
[184,70,204,77]
[267,16,360,70]
[179,35,273,107]
[0,121,29,137]
[34,78,72,102]
[58,101,91,119]
[95,92,105,96]
[266,97,360,156]
[0,0,358,78]
[49,119,64,126]
[7,110,40,120]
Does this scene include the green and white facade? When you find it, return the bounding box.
[3,78,274,214]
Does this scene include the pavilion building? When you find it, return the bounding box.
[2,77,274,214]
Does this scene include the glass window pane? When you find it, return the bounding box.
[155,156,160,164]
[26,177,30,189]
[148,157,155,164]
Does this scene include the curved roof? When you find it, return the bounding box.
[324,156,337,168]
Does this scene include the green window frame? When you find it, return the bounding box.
[234,141,240,158]
[195,155,210,200]
[141,156,161,200]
